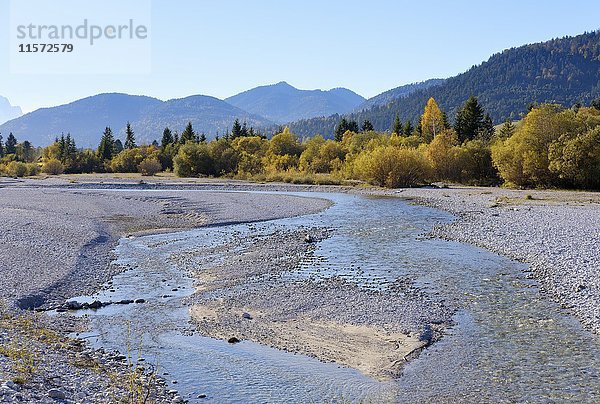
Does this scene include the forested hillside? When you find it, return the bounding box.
[289,31,600,138]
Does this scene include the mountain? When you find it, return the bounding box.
[130,95,273,141]
[0,93,273,147]
[356,79,445,111]
[0,96,22,125]
[225,81,365,123]
[289,31,600,138]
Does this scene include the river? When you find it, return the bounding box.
[69,192,600,403]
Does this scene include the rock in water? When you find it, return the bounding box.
[88,300,103,309]
[228,337,240,344]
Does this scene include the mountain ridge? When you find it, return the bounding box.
[0,93,273,147]
[225,81,365,123]
[288,31,600,137]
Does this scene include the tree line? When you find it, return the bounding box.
[1,97,599,190]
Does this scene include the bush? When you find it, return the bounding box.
[138,158,162,176]
[173,142,213,177]
[110,146,159,173]
[548,127,600,189]
[6,161,28,177]
[42,159,65,175]
[352,146,431,188]
[26,163,40,176]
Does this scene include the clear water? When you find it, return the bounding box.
[70,192,600,403]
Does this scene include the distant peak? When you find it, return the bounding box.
[273,81,294,88]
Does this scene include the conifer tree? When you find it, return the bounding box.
[0,135,4,157]
[392,114,402,135]
[114,139,124,154]
[124,122,137,149]
[403,121,414,137]
[161,127,174,148]
[231,119,242,139]
[361,120,374,132]
[97,127,115,161]
[454,96,485,142]
[5,133,17,155]
[180,122,196,143]
[199,133,207,143]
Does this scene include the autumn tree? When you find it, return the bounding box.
[420,98,445,142]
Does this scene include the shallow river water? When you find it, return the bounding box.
[71,192,600,403]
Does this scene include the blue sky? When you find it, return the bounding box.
[2,0,600,113]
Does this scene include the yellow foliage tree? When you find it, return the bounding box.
[421,97,445,143]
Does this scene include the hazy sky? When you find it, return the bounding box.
[2,0,600,113]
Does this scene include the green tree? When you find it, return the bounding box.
[392,114,402,135]
[403,121,414,137]
[124,122,137,149]
[161,127,174,148]
[5,133,17,155]
[21,140,34,163]
[335,118,349,142]
[454,96,485,142]
[97,127,115,161]
[231,119,243,139]
[0,135,4,158]
[496,119,515,141]
[114,139,124,154]
[361,120,374,132]
[180,121,196,143]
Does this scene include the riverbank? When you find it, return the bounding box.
[396,187,600,334]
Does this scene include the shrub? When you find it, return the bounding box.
[173,142,213,177]
[6,161,28,177]
[25,163,40,176]
[109,146,159,173]
[42,159,65,175]
[548,127,600,189]
[138,158,162,176]
[353,146,431,188]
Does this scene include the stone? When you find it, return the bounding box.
[242,312,253,320]
[304,234,315,243]
[48,388,66,400]
[198,394,207,399]
[228,337,240,344]
[134,298,146,304]
[88,300,103,309]
[65,300,83,310]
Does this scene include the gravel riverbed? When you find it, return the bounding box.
[1,175,597,402]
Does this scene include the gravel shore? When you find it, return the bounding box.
[397,187,600,333]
